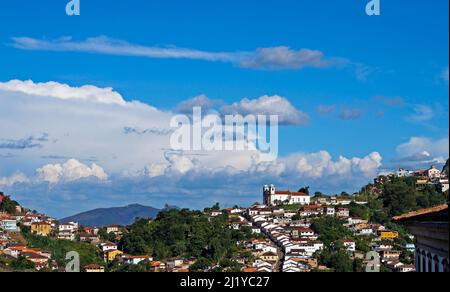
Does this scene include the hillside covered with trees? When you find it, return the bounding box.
[119,208,257,272]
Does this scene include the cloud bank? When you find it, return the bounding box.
[0,79,384,217]
[394,137,449,168]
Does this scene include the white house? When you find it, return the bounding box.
[358,228,375,236]
[2,247,20,258]
[337,208,350,218]
[341,240,356,252]
[100,242,118,252]
[438,179,449,193]
[106,225,120,234]
[324,207,336,216]
[58,222,78,233]
[427,165,441,179]
[122,255,153,265]
[347,217,368,226]
[251,227,261,234]
[298,228,315,237]
[261,245,278,254]
[397,169,413,177]
[0,219,19,232]
[395,264,415,273]
[57,231,76,241]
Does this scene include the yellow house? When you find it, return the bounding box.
[84,264,105,272]
[416,179,429,184]
[104,249,123,262]
[379,230,399,239]
[31,222,52,236]
[260,251,279,262]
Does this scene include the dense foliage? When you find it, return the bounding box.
[22,227,104,267]
[311,217,352,246]
[0,194,19,214]
[379,177,447,216]
[121,208,253,270]
[443,159,449,177]
[317,249,363,272]
[0,254,35,272]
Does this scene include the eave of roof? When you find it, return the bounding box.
[393,204,448,222]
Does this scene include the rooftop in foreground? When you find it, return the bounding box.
[393,204,448,222]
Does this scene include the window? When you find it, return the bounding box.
[416,249,421,272]
[434,256,440,272]
[427,253,433,272]
[442,259,449,273]
[421,251,426,272]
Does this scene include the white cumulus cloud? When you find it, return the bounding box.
[0,172,30,187]
[221,95,309,125]
[0,79,126,105]
[36,159,108,184]
[289,151,381,179]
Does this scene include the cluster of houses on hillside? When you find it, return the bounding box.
[1,245,55,270]
[228,185,415,272]
[1,184,418,272]
[375,165,449,193]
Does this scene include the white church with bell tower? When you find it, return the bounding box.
[263,184,310,206]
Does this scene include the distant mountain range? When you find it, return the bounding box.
[59,204,161,227]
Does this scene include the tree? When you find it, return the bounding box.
[318,249,354,272]
[348,203,370,220]
[121,208,246,268]
[443,159,449,177]
[381,177,417,216]
[379,177,447,216]
[109,261,150,272]
[355,237,371,253]
[10,256,35,271]
[298,187,310,195]
[98,228,116,242]
[312,217,352,246]
[0,195,19,214]
[340,192,350,197]
[23,230,103,267]
[189,257,212,272]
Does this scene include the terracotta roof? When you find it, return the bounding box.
[22,252,48,260]
[275,191,309,197]
[261,251,277,257]
[31,221,51,226]
[393,204,448,221]
[303,205,323,210]
[123,255,152,259]
[84,264,104,269]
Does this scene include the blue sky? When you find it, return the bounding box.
[0,0,448,217]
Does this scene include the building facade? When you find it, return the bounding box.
[394,204,449,272]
